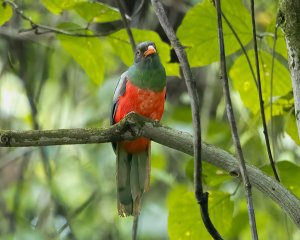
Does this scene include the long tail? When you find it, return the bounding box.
[116,144,151,217]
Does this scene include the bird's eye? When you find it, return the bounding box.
[136,50,141,56]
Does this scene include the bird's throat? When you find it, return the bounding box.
[128,55,166,91]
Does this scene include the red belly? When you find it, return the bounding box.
[120,138,150,153]
[114,81,166,153]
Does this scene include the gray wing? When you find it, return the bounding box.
[110,71,128,125]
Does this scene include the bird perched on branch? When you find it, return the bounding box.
[111,41,166,216]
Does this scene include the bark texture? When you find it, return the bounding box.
[279,0,300,139]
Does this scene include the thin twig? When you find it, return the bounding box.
[0,113,300,228]
[115,0,136,52]
[17,41,52,181]
[58,192,96,234]
[231,181,242,196]
[249,0,280,182]
[3,0,119,38]
[12,153,30,233]
[213,1,279,182]
[214,0,258,239]
[0,148,34,170]
[211,0,257,86]
[256,32,275,38]
[3,0,135,52]
[0,193,14,232]
[220,11,257,86]
[131,0,145,18]
[151,0,222,239]
[132,215,139,240]
[270,15,280,161]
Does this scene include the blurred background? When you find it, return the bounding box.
[0,0,299,239]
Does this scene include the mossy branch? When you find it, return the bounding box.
[0,113,300,228]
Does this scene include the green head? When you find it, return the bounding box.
[128,41,166,91]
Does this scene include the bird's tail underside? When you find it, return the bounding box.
[116,144,150,217]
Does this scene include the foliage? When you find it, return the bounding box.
[0,2,12,25]
[168,187,233,239]
[262,160,300,197]
[0,0,299,239]
[57,23,105,85]
[177,0,252,66]
[72,2,122,23]
[230,49,291,114]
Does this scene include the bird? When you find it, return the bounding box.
[111,41,167,217]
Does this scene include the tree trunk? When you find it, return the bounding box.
[279,0,300,139]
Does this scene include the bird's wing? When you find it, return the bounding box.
[110,71,128,125]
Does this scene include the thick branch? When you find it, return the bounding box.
[279,0,300,139]
[0,113,300,228]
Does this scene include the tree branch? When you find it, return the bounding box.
[115,0,136,52]
[215,0,258,238]
[151,0,222,238]
[211,1,257,86]
[270,15,280,160]
[3,0,123,39]
[0,113,300,228]
[250,0,280,183]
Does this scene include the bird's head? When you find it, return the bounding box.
[134,41,158,64]
[128,41,166,90]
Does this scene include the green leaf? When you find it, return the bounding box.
[206,119,232,147]
[286,113,300,145]
[41,0,86,14]
[230,50,291,114]
[258,92,297,145]
[177,0,252,67]
[166,184,189,208]
[261,161,300,197]
[57,23,104,85]
[108,28,179,76]
[165,62,180,77]
[168,188,233,239]
[0,2,13,26]
[73,2,121,23]
[41,0,61,14]
[171,106,192,123]
[264,91,294,120]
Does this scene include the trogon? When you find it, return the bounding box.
[111,41,166,216]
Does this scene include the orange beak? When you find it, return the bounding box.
[144,45,156,57]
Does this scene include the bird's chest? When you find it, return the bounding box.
[134,88,165,116]
[116,81,166,121]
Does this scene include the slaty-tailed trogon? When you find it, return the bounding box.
[111,41,166,216]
